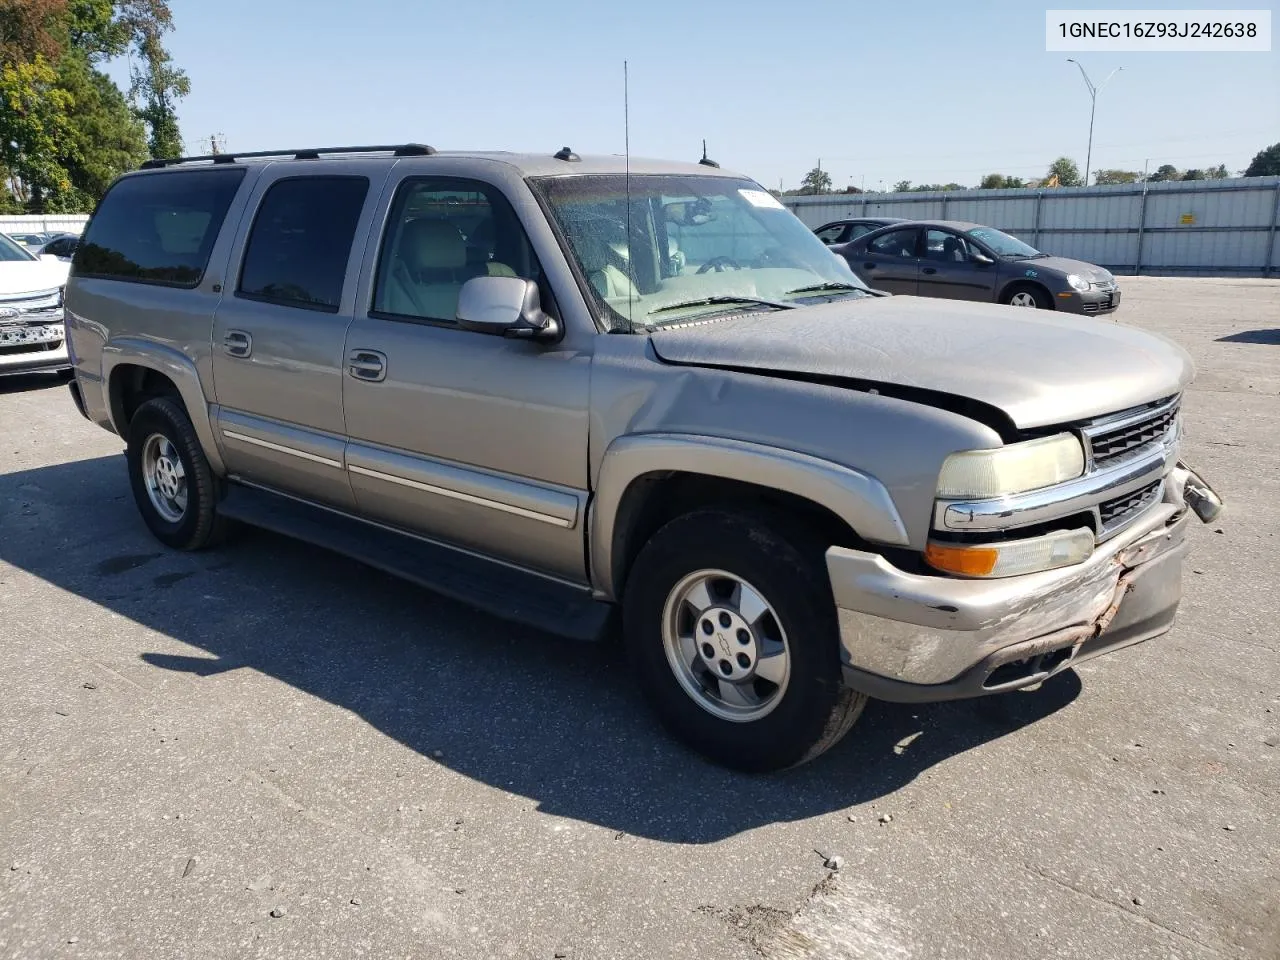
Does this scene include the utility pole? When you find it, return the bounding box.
[1066,60,1123,186]
[208,133,226,155]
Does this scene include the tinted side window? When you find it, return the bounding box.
[238,176,370,313]
[867,229,918,257]
[74,169,245,286]
[847,223,875,241]
[372,177,542,324]
[815,224,846,245]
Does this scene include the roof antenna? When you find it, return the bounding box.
[699,139,719,168]
[624,59,634,333]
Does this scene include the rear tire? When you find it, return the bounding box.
[126,397,227,550]
[623,509,866,772]
[1002,284,1051,309]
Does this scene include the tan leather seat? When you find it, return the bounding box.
[576,234,639,302]
[382,218,517,319]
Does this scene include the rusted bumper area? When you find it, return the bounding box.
[826,463,1217,703]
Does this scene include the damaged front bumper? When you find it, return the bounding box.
[826,462,1220,702]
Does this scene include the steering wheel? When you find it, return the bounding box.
[696,256,743,274]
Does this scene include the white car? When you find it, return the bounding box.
[0,231,72,378]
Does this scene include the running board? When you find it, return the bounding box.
[218,483,613,642]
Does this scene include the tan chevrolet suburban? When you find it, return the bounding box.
[63,144,1222,772]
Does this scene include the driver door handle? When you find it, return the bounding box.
[922,267,938,275]
[862,262,876,270]
[347,349,387,382]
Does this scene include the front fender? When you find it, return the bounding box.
[588,433,909,600]
[102,337,225,476]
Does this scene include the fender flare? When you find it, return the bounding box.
[101,338,226,476]
[588,433,910,601]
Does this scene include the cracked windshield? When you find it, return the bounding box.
[535,175,871,329]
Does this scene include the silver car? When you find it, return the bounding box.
[64,144,1219,771]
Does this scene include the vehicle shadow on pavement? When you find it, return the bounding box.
[2,454,1081,844]
[0,372,70,394]
[1216,329,1280,344]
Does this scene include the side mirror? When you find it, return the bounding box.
[455,276,560,341]
[971,251,994,266]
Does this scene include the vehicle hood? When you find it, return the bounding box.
[0,259,69,296]
[1013,256,1113,282]
[647,296,1192,430]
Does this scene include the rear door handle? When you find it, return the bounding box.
[347,349,387,382]
[862,262,876,270]
[223,330,252,358]
[922,267,938,275]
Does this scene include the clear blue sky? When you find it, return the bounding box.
[105,0,1278,189]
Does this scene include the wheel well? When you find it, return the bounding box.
[1000,279,1054,308]
[609,472,865,596]
[108,364,185,434]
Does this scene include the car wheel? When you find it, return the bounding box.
[623,509,866,772]
[126,396,227,550]
[1003,284,1051,309]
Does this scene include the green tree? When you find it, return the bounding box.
[978,173,1026,189]
[1206,163,1230,180]
[978,172,1026,189]
[1093,169,1140,185]
[892,179,912,192]
[0,56,76,211]
[0,0,185,207]
[1181,168,1206,181]
[1046,156,1081,187]
[799,166,832,195]
[56,50,147,205]
[1244,142,1280,177]
[1146,164,1180,182]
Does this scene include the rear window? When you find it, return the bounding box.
[74,168,245,287]
[237,176,369,313]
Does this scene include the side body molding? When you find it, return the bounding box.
[101,338,226,476]
[589,433,910,600]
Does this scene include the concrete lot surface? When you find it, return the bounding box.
[1,277,1277,959]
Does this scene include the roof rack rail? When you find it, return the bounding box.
[139,143,437,170]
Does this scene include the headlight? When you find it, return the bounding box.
[1067,274,1091,293]
[937,433,1085,499]
[926,527,1094,578]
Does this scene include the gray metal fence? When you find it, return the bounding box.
[783,177,1280,277]
[0,214,90,237]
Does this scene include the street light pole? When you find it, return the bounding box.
[1066,60,1122,186]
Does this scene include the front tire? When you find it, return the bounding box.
[1002,284,1051,309]
[126,397,226,550]
[623,509,866,772]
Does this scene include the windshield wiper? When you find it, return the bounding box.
[647,295,797,317]
[783,282,881,297]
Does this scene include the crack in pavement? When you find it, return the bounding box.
[1021,862,1233,958]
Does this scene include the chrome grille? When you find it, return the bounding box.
[0,289,63,325]
[1085,397,1179,468]
[1098,480,1162,533]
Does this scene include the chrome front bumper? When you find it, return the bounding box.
[0,336,69,376]
[826,462,1218,702]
